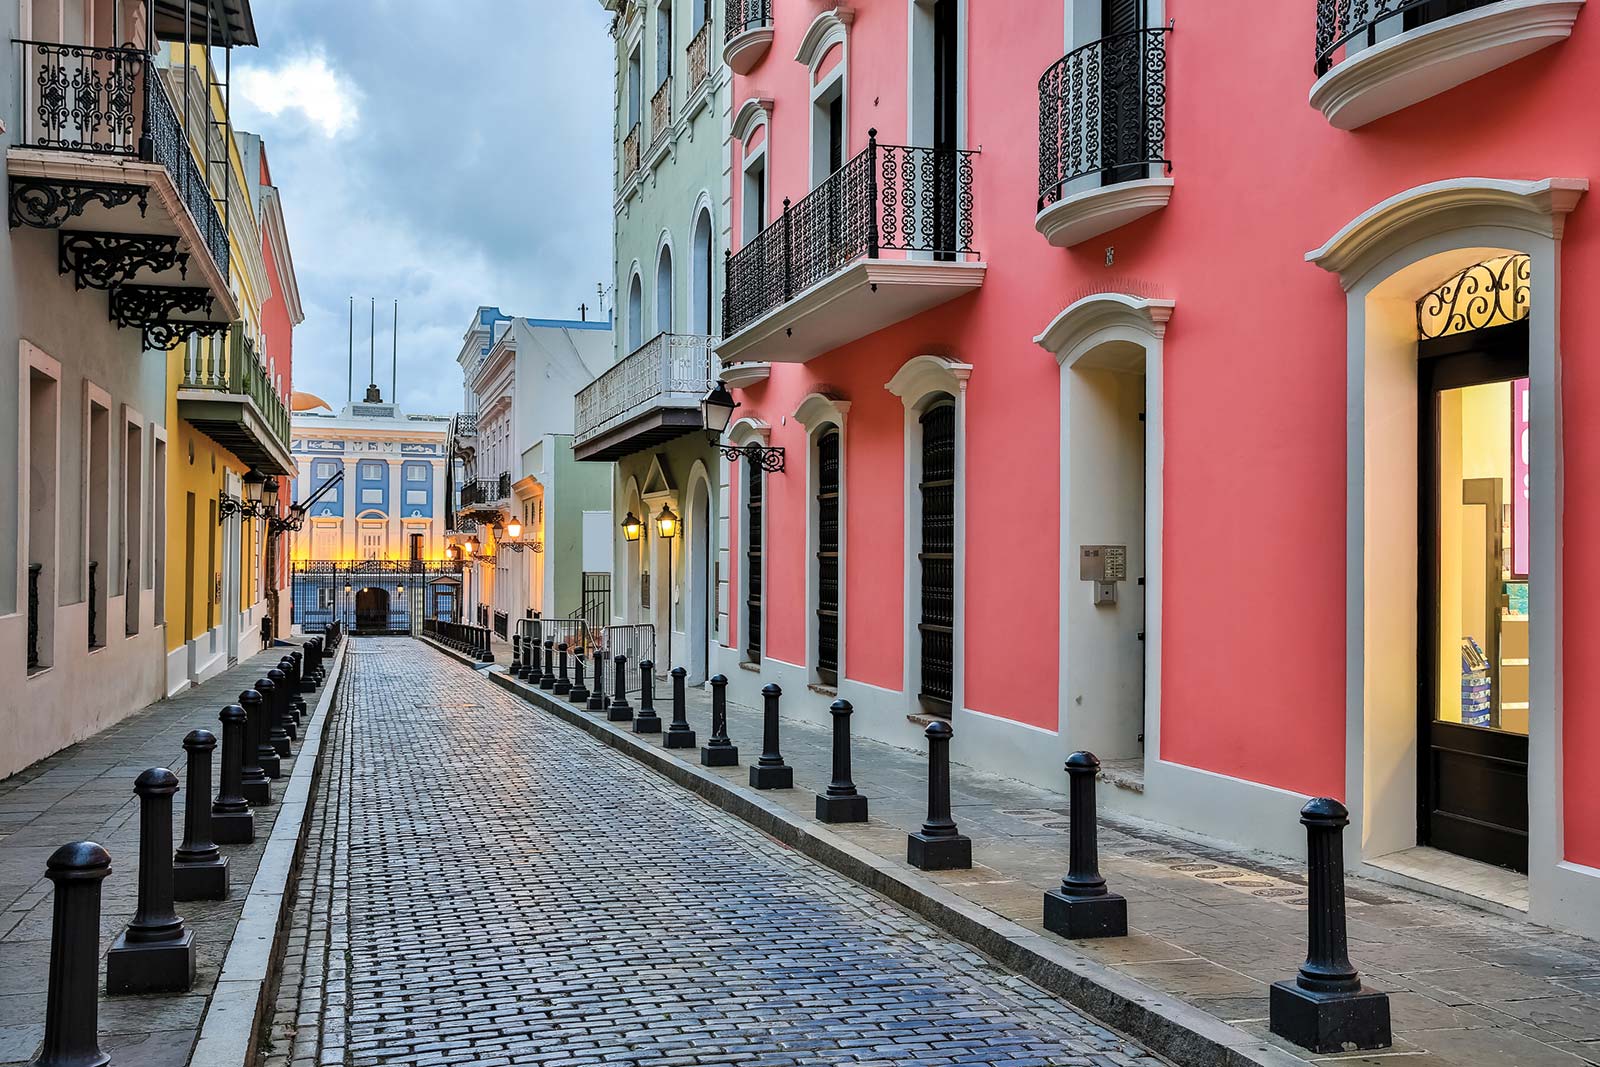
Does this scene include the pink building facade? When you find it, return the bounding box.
[712,0,1599,936]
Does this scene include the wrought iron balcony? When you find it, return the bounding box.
[10,40,230,283]
[178,324,294,476]
[451,411,479,455]
[458,473,512,512]
[1038,28,1170,210]
[623,122,641,183]
[687,22,711,92]
[719,131,982,364]
[723,0,773,73]
[1316,0,1498,75]
[726,0,771,40]
[573,332,715,462]
[650,79,673,151]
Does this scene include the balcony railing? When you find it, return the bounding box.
[724,131,977,338]
[181,326,291,452]
[1315,0,1499,75]
[574,332,716,446]
[688,22,711,90]
[458,473,512,510]
[12,40,230,281]
[726,0,771,40]
[651,79,673,149]
[452,411,479,444]
[623,122,641,182]
[1038,27,1170,211]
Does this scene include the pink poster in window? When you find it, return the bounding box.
[1513,377,1531,577]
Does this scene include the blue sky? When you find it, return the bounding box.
[231,1,615,416]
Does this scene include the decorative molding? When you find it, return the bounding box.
[885,354,973,407]
[58,231,186,291]
[1310,0,1584,130]
[728,416,771,444]
[731,95,775,142]
[108,284,220,351]
[1033,293,1175,366]
[792,391,851,432]
[1034,178,1174,249]
[9,177,148,229]
[1306,176,1587,286]
[794,6,854,68]
[719,361,772,389]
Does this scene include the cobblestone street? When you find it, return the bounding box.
[268,638,1164,1067]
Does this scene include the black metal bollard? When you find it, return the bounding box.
[816,698,867,822]
[263,669,290,766]
[292,649,312,694]
[664,667,695,749]
[106,769,195,993]
[239,688,273,807]
[1270,798,1391,1053]
[555,643,572,696]
[510,634,522,677]
[568,649,590,704]
[749,683,793,789]
[212,704,254,844]
[1043,752,1126,938]
[272,659,297,754]
[34,841,112,1067]
[634,660,661,733]
[173,731,228,901]
[608,654,633,722]
[288,686,307,741]
[588,649,607,712]
[700,674,738,766]
[907,720,970,870]
[540,640,557,689]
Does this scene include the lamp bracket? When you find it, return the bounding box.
[719,442,786,473]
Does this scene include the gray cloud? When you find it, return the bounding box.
[234,0,615,417]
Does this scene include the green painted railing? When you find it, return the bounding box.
[181,323,291,453]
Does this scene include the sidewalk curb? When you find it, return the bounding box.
[419,638,1303,1067]
[189,638,350,1067]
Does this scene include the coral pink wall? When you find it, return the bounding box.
[726,0,1600,864]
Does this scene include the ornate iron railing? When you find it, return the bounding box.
[1037,27,1170,211]
[725,0,771,40]
[293,560,465,635]
[12,40,230,281]
[452,411,478,441]
[27,564,42,670]
[1416,254,1530,339]
[458,473,512,509]
[651,79,672,149]
[724,131,977,337]
[623,122,641,182]
[180,325,291,451]
[687,22,711,90]
[574,332,716,446]
[1315,0,1500,75]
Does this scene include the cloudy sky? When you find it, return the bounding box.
[232,1,616,417]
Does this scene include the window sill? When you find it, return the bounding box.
[1310,0,1583,130]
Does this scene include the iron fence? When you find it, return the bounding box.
[724,132,977,336]
[291,560,464,635]
[1037,27,1170,210]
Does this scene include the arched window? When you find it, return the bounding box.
[656,244,674,335]
[691,207,714,335]
[627,271,643,352]
[815,426,841,686]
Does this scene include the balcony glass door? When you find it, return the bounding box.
[1419,321,1530,873]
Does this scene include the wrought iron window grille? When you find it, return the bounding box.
[1037,26,1171,211]
[1415,254,1530,340]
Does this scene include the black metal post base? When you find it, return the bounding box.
[1043,889,1127,939]
[701,744,738,767]
[907,831,971,871]
[173,857,229,902]
[664,726,696,749]
[259,753,281,779]
[633,712,662,734]
[587,693,605,712]
[816,793,868,823]
[608,706,634,723]
[1269,981,1392,1054]
[749,764,793,790]
[241,780,272,808]
[105,929,195,995]
[568,685,589,704]
[271,734,291,759]
[210,810,254,845]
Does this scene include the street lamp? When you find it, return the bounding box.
[657,504,678,670]
[507,520,522,539]
[621,512,643,542]
[703,384,786,473]
[242,469,265,507]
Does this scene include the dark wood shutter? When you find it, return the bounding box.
[745,460,762,662]
[918,403,955,711]
[816,429,841,685]
[1100,0,1147,186]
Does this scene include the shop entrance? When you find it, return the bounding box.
[1418,317,1530,873]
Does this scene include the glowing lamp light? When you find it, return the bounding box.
[655,504,679,540]
[507,521,523,539]
[621,512,643,542]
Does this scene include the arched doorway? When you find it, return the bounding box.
[687,475,712,683]
[355,586,390,632]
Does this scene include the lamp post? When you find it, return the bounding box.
[656,504,678,671]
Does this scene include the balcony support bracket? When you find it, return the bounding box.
[109,284,220,350]
[59,231,187,291]
[8,177,148,230]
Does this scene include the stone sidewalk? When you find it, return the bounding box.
[0,645,318,1067]
[486,653,1600,1067]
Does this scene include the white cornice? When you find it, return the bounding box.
[259,185,304,325]
[1034,178,1174,249]
[1034,293,1175,366]
[731,95,774,142]
[794,7,854,68]
[885,354,972,406]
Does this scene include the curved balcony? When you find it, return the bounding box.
[723,0,773,74]
[573,332,715,462]
[1311,0,1582,129]
[1035,27,1172,249]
